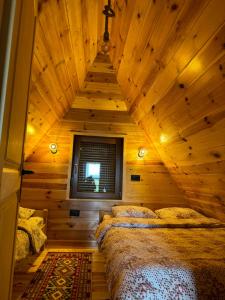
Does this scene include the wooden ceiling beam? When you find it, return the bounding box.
[64,108,134,124]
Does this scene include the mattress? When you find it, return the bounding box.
[96,217,225,300]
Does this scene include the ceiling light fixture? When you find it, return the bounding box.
[101,0,115,54]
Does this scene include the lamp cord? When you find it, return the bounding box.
[102,0,115,42]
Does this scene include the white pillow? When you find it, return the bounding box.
[154,207,206,219]
[18,207,35,219]
[112,205,158,218]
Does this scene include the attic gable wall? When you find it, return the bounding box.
[21,47,188,242]
[21,119,188,241]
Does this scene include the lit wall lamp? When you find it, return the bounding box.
[138,147,146,158]
[49,143,58,154]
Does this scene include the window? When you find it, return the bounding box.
[70,135,123,199]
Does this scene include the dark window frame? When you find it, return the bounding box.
[70,135,123,200]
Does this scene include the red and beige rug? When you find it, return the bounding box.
[21,252,92,300]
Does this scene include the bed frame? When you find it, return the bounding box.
[31,209,48,250]
[32,209,48,234]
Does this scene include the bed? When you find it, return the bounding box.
[15,207,48,262]
[96,206,225,300]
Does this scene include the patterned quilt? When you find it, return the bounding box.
[15,218,47,261]
[96,217,225,300]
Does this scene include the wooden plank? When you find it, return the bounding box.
[86,71,117,84]
[64,108,134,124]
[72,97,127,111]
[22,182,67,190]
[76,89,123,101]
[65,0,86,87]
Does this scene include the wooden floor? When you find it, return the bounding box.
[12,241,110,300]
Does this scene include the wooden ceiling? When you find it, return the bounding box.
[108,0,225,218]
[71,53,127,111]
[25,0,225,219]
[25,0,106,157]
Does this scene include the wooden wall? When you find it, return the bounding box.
[21,118,187,242]
[25,0,106,159]
[109,0,225,220]
[23,0,225,242]
[22,49,188,242]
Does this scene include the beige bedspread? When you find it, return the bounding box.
[96,217,225,300]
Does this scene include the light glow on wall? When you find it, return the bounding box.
[189,59,202,73]
[27,124,35,135]
[160,134,169,144]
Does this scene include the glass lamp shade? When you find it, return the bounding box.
[138,147,146,158]
[49,143,57,154]
[101,41,111,55]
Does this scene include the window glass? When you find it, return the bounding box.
[70,136,123,199]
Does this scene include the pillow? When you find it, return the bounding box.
[103,214,112,221]
[18,206,35,219]
[112,206,158,218]
[28,216,44,227]
[154,207,206,219]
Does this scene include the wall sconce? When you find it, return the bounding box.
[138,147,146,158]
[49,143,57,154]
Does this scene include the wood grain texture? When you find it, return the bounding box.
[23,0,225,232]
[72,53,127,111]
[109,0,225,220]
[24,0,104,159]
[22,51,187,241]
[21,117,187,241]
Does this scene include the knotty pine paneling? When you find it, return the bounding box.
[24,0,105,159]
[71,53,127,112]
[21,120,187,241]
[22,0,225,237]
[109,0,225,220]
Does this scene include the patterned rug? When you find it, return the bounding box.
[21,252,92,300]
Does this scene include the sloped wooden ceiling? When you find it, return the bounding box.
[25,0,106,158]
[25,0,225,219]
[72,53,127,111]
[109,0,225,219]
